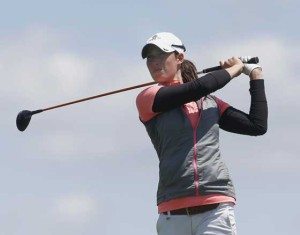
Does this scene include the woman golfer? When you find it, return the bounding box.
[136,32,267,235]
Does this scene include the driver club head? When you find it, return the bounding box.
[16,110,32,132]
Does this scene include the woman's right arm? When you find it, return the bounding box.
[153,57,243,112]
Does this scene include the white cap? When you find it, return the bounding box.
[141,32,186,59]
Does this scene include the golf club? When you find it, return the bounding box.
[16,56,259,132]
[197,56,259,74]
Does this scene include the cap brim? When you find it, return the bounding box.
[141,43,174,59]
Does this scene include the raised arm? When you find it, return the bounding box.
[153,57,244,112]
[219,68,268,136]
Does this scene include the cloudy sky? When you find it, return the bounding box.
[1,1,299,234]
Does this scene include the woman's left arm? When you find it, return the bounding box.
[219,69,268,136]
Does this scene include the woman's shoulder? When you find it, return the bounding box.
[136,84,162,103]
[204,94,226,103]
[204,95,230,115]
[136,84,163,122]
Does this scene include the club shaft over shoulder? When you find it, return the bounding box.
[36,56,260,112]
[42,81,157,112]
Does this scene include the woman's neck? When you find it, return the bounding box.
[172,69,183,84]
[159,70,183,86]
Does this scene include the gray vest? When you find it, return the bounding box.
[144,95,235,205]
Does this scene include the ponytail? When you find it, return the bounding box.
[181,59,198,83]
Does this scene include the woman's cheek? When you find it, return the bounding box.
[164,63,176,76]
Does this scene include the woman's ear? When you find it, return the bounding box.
[176,53,184,64]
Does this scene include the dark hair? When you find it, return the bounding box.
[181,59,198,83]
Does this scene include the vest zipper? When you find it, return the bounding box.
[192,127,200,196]
[182,99,203,196]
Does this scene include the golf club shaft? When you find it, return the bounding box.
[35,56,259,113]
[42,81,157,112]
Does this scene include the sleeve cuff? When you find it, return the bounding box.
[249,79,266,101]
[249,79,265,89]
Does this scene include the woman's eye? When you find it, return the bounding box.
[147,56,158,61]
[147,54,164,60]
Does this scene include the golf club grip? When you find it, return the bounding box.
[198,57,259,74]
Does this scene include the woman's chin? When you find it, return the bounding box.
[152,75,172,83]
[153,78,167,83]
[152,74,162,82]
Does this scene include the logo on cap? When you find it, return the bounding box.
[149,35,160,41]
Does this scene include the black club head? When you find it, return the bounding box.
[16,110,32,132]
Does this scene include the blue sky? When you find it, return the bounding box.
[1,1,300,234]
